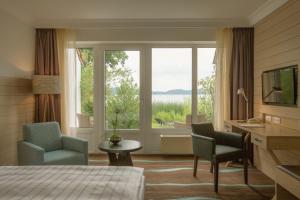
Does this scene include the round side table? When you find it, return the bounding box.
[98,140,142,166]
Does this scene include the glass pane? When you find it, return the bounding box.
[152,48,192,128]
[105,50,140,130]
[197,48,216,122]
[76,48,94,128]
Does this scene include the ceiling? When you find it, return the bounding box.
[0,0,275,28]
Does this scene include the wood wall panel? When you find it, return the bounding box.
[0,77,34,165]
[255,10,300,43]
[255,0,300,35]
[255,24,300,53]
[254,0,300,180]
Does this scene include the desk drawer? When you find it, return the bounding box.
[251,133,267,149]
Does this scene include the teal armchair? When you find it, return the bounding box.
[18,122,88,166]
[191,123,248,193]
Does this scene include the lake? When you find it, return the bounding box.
[152,94,191,103]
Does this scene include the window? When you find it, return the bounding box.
[75,48,94,128]
[152,48,192,128]
[104,50,140,130]
[72,45,216,133]
[197,48,216,122]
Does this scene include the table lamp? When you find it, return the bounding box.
[32,75,60,121]
[237,88,249,121]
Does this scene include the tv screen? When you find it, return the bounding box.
[262,65,298,106]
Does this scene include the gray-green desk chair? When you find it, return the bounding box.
[191,123,248,193]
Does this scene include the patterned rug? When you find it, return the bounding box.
[89,155,274,200]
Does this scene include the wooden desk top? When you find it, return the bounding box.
[225,120,300,138]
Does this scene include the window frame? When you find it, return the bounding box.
[74,48,95,128]
[74,42,216,136]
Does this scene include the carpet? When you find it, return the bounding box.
[89,155,274,200]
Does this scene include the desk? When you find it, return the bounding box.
[226,120,300,200]
[225,120,300,156]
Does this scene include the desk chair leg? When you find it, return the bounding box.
[210,162,213,173]
[243,156,248,184]
[214,162,219,193]
[193,156,198,177]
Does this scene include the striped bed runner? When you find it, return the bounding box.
[0,166,144,200]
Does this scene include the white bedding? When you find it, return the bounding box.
[0,166,144,200]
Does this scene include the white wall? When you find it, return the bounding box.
[75,27,217,42]
[0,9,35,165]
[0,9,35,78]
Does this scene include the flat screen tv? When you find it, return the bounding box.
[262,65,298,106]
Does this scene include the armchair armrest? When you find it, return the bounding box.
[191,133,215,161]
[62,135,88,154]
[18,141,45,165]
[214,131,245,149]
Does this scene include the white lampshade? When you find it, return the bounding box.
[237,88,245,95]
[32,75,60,94]
[237,88,248,102]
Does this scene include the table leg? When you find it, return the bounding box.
[118,152,133,166]
[107,152,133,166]
[107,152,118,166]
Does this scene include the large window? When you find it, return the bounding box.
[73,45,216,133]
[104,50,140,130]
[197,48,216,122]
[75,48,94,128]
[152,48,192,128]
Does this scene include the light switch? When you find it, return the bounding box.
[272,116,281,124]
[265,115,272,122]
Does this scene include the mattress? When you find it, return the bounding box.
[0,166,144,200]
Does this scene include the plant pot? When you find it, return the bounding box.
[109,134,122,145]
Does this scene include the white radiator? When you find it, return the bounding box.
[160,134,193,154]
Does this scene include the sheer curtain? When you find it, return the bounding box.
[214,28,233,130]
[56,29,76,135]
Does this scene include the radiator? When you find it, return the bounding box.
[160,134,193,154]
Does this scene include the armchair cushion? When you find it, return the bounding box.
[44,150,86,165]
[23,122,62,152]
[214,145,243,162]
[62,136,88,165]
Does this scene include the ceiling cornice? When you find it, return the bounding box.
[248,0,289,25]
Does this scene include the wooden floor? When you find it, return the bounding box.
[89,155,275,200]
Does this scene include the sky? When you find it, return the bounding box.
[123,48,215,92]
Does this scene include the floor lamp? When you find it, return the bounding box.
[32,75,60,122]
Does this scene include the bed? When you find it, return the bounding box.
[0,166,144,200]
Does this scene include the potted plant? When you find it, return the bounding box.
[110,108,122,145]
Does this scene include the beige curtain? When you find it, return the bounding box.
[56,30,76,135]
[214,28,233,130]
